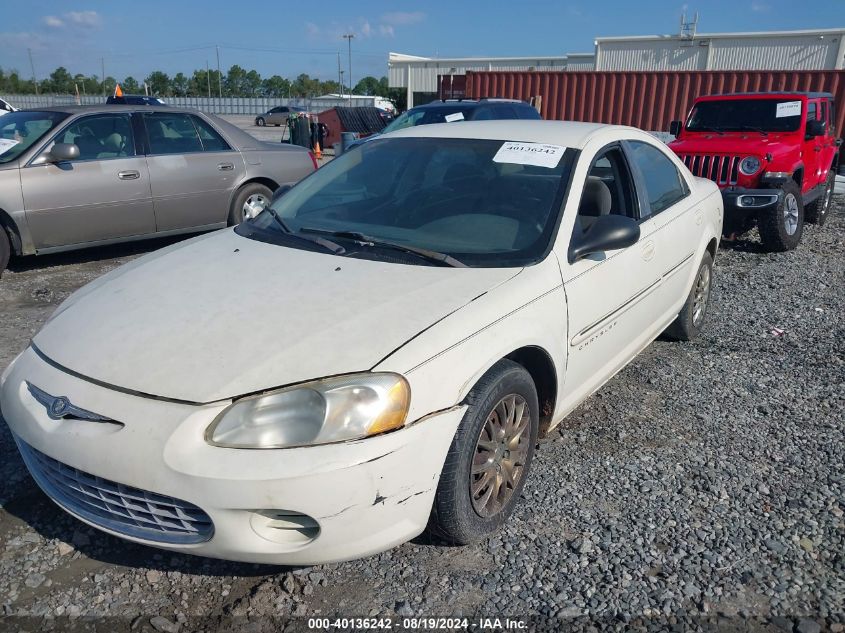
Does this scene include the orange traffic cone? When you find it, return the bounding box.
[314,141,322,160]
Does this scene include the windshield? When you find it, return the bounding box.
[241,137,575,267]
[0,111,69,163]
[382,106,473,134]
[686,98,803,133]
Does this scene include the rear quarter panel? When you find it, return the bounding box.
[244,147,315,189]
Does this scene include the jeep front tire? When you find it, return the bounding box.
[757,180,803,252]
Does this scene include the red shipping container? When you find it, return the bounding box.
[466,70,845,135]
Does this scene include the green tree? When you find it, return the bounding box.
[121,76,140,93]
[352,76,381,96]
[261,75,291,98]
[172,72,189,97]
[145,71,171,96]
[290,73,321,98]
[102,76,117,96]
[46,67,74,94]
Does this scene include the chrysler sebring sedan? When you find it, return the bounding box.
[0,106,316,274]
[0,121,722,564]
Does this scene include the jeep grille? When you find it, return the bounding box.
[678,154,740,186]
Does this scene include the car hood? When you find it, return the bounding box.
[669,134,796,157]
[33,229,519,403]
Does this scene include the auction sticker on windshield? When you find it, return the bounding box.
[775,101,801,118]
[0,138,19,154]
[493,142,565,168]
[444,112,465,122]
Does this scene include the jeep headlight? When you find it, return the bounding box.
[739,156,762,176]
[206,373,410,448]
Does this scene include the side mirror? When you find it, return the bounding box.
[48,143,80,162]
[569,215,641,263]
[271,184,292,203]
[805,120,825,138]
[669,120,683,137]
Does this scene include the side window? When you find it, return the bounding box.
[626,141,689,218]
[57,114,134,161]
[575,146,637,233]
[144,112,203,155]
[470,107,494,121]
[807,102,817,122]
[494,105,519,120]
[819,101,828,130]
[191,116,231,151]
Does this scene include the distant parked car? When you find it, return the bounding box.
[106,94,167,106]
[255,106,306,127]
[0,97,17,116]
[347,98,541,149]
[0,105,317,275]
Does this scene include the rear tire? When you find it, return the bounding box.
[664,251,713,342]
[757,180,803,252]
[255,117,265,127]
[429,359,539,545]
[0,227,10,278]
[805,169,834,226]
[228,183,273,226]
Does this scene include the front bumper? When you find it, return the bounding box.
[720,187,783,219]
[0,347,464,565]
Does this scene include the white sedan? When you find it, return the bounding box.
[0,121,722,564]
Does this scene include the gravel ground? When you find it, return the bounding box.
[0,199,843,633]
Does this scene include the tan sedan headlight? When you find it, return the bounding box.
[206,373,410,448]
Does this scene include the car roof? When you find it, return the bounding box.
[382,119,634,150]
[21,104,178,114]
[700,91,833,100]
[412,99,527,110]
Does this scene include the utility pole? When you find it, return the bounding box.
[215,45,223,98]
[206,60,211,97]
[101,57,106,96]
[342,34,354,103]
[28,48,38,95]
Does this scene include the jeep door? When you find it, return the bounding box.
[558,141,669,409]
[142,111,245,231]
[803,100,826,192]
[20,112,156,250]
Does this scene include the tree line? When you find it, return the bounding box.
[0,65,404,108]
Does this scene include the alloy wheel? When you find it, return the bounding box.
[470,394,531,518]
[783,193,799,235]
[692,264,711,327]
[242,194,268,220]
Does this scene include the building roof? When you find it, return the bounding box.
[595,27,845,43]
[388,52,590,64]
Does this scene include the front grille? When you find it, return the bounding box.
[15,438,213,545]
[679,154,740,185]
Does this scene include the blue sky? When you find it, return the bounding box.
[1,0,842,84]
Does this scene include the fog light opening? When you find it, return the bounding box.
[738,195,778,208]
[250,509,320,547]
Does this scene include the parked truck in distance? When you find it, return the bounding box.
[668,92,841,252]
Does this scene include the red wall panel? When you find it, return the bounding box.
[467,70,845,134]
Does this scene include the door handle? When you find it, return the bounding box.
[217,163,234,171]
[118,170,140,180]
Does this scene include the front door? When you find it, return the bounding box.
[559,143,667,408]
[21,112,156,250]
[142,111,245,231]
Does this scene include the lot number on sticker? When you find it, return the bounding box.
[493,142,565,168]
[444,112,465,122]
[775,101,801,118]
[0,138,20,154]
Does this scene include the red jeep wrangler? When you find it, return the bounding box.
[668,92,840,251]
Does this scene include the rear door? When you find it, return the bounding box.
[142,111,245,231]
[20,112,156,249]
[802,100,824,192]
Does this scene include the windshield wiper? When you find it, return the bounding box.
[694,126,725,135]
[253,209,346,255]
[299,228,466,268]
[738,125,768,136]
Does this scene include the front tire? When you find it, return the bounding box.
[228,183,272,226]
[429,360,539,545]
[757,180,803,252]
[664,251,713,341]
[255,117,265,127]
[0,227,10,278]
[805,169,834,226]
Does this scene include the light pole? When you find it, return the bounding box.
[342,34,354,104]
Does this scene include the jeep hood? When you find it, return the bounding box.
[33,229,519,403]
[669,133,796,158]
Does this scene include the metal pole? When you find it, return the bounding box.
[215,46,222,98]
[342,34,354,103]
[206,60,211,97]
[101,58,106,96]
[337,52,343,98]
[28,48,38,94]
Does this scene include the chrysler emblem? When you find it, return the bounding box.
[26,382,113,422]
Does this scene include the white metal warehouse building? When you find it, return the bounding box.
[389,27,845,107]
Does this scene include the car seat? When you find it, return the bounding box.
[578,176,612,231]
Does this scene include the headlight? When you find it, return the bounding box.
[739,156,762,176]
[206,373,410,449]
